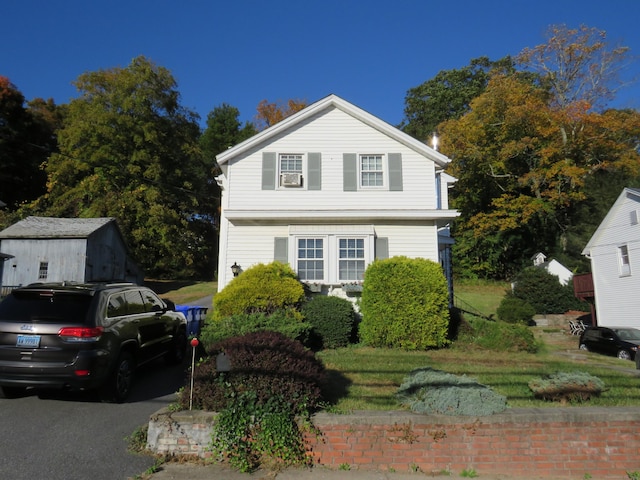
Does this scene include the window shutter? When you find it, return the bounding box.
[274,237,288,263]
[307,152,322,190]
[262,152,276,190]
[343,153,357,191]
[388,153,403,191]
[375,237,389,260]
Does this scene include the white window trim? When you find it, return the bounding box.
[618,244,631,277]
[278,153,306,189]
[358,153,386,190]
[291,232,374,285]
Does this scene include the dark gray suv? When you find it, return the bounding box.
[0,282,187,402]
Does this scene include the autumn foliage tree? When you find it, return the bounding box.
[253,98,307,130]
[439,25,640,279]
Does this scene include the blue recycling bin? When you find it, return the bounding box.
[175,305,205,336]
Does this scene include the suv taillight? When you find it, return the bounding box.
[58,327,104,342]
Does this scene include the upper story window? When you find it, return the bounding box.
[360,154,384,187]
[618,244,631,276]
[38,262,48,280]
[279,153,304,187]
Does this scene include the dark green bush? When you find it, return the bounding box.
[455,317,539,353]
[213,262,305,320]
[301,295,356,349]
[497,294,536,324]
[179,331,326,413]
[511,267,586,314]
[396,367,507,416]
[528,371,606,403]
[200,310,313,349]
[359,256,450,350]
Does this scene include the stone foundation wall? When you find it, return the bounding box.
[146,407,640,478]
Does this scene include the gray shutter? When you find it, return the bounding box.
[262,152,276,190]
[307,152,322,190]
[274,237,288,263]
[343,153,357,191]
[375,237,389,260]
[388,153,403,191]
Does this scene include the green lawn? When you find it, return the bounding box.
[159,279,640,411]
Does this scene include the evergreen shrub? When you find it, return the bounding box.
[497,294,536,324]
[455,317,539,353]
[396,367,507,416]
[301,295,356,349]
[199,310,313,349]
[528,371,606,403]
[359,256,450,350]
[212,262,305,320]
[179,331,326,413]
[511,267,586,314]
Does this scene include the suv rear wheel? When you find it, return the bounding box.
[101,351,135,403]
[617,349,632,360]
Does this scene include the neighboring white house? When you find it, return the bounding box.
[214,94,459,299]
[0,216,143,290]
[582,188,640,327]
[531,252,573,286]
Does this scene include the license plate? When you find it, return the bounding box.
[16,335,41,348]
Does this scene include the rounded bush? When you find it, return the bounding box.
[301,295,356,349]
[497,294,536,324]
[179,331,326,413]
[455,317,538,353]
[528,371,605,403]
[213,262,305,320]
[360,256,450,350]
[512,267,586,314]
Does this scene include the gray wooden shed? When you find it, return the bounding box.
[0,216,143,289]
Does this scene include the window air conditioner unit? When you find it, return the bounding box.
[280,172,303,187]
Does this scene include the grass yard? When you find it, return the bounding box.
[158,278,640,411]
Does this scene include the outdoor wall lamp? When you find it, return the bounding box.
[231,262,241,277]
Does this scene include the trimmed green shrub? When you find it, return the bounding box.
[396,367,507,416]
[199,310,313,349]
[301,295,356,349]
[213,262,305,320]
[497,294,536,324]
[528,371,606,403]
[359,256,450,350]
[454,317,539,353]
[179,331,326,413]
[511,267,586,314]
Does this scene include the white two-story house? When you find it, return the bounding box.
[215,94,459,299]
[582,187,640,327]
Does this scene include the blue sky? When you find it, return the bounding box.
[3,0,639,128]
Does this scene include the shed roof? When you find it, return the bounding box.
[0,216,116,239]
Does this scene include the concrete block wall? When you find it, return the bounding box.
[147,407,640,478]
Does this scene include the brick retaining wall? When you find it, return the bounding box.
[146,407,640,478]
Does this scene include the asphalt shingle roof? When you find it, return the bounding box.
[0,216,115,239]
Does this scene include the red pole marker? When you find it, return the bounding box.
[189,338,199,410]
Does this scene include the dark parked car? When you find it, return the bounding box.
[578,326,640,361]
[0,282,187,402]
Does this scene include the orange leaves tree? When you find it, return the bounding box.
[440,25,640,279]
[253,98,307,130]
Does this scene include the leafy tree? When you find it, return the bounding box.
[441,32,640,279]
[0,77,61,210]
[253,98,307,130]
[517,24,632,111]
[401,56,518,141]
[200,103,256,174]
[31,56,210,278]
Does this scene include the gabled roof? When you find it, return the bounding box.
[216,94,451,169]
[0,216,117,239]
[582,188,640,255]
